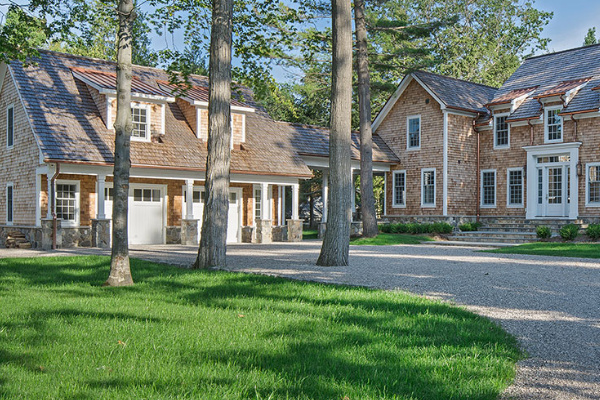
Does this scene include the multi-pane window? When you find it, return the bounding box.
[133,188,161,202]
[421,169,435,206]
[131,107,148,139]
[56,183,77,222]
[481,170,496,207]
[7,105,14,148]
[494,115,509,148]
[6,184,13,224]
[407,116,420,149]
[393,171,406,206]
[588,165,600,204]
[183,190,202,203]
[254,187,262,220]
[508,169,523,206]
[538,169,543,205]
[105,187,114,201]
[546,108,562,142]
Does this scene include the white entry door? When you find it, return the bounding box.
[537,166,569,217]
[183,187,242,243]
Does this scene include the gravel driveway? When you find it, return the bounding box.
[2,242,599,399]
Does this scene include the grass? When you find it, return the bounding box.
[302,229,319,240]
[0,256,522,400]
[351,233,434,245]
[486,242,600,259]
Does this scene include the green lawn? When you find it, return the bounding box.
[351,233,434,245]
[0,256,521,399]
[302,229,319,240]
[486,242,600,259]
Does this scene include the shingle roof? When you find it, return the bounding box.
[71,67,174,99]
[490,44,600,120]
[157,80,250,109]
[288,123,399,163]
[412,70,497,113]
[9,50,311,177]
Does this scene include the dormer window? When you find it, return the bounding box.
[545,107,562,143]
[494,114,509,149]
[131,105,149,140]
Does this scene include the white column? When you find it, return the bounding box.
[185,179,194,219]
[292,183,299,220]
[442,111,449,216]
[46,172,53,219]
[277,186,282,225]
[282,185,287,223]
[351,169,356,220]
[96,175,106,219]
[261,183,269,220]
[36,174,42,227]
[322,172,329,223]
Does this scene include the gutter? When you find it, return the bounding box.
[473,120,480,223]
[49,163,60,250]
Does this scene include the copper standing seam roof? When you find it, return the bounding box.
[157,81,250,109]
[485,86,538,107]
[71,67,174,99]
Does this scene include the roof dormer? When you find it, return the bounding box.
[534,77,591,106]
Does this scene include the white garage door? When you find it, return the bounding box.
[104,184,166,245]
[183,187,242,243]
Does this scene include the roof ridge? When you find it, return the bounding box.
[413,70,498,90]
[526,43,600,61]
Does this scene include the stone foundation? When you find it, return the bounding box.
[287,219,303,242]
[256,219,273,243]
[62,226,92,248]
[41,218,61,250]
[0,225,41,248]
[166,226,181,244]
[242,226,254,243]
[272,225,288,242]
[91,219,111,248]
[181,219,199,245]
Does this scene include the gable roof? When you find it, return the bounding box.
[489,44,600,121]
[8,50,311,177]
[373,71,497,132]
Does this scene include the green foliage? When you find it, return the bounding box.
[0,6,48,64]
[536,226,552,240]
[584,27,598,46]
[585,224,600,241]
[459,222,482,232]
[379,222,453,235]
[0,256,521,399]
[487,243,600,259]
[559,224,580,241]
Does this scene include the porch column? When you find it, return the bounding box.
[96,175,106,219]
[46,172,53,219]
[322,172,329,223]
[292,183,299,220]
[260,183,269,221]
[277,186,283,225]
[185,179,194,219]
[256,182,272,243]
[351,169,356,221]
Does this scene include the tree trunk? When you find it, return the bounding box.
[317,0,352,267]
[193,0,233,269]
[105,0,135,287]
[355,0,378,238]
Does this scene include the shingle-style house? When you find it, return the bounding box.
[376,44,600,227]
[0,50,397,248]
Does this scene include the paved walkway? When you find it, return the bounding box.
[2,242,599,399]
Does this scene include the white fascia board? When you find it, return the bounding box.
[522,141,582,153]
[374,75,423,132]
[446,109,478,118]
[411,75,446,110]
[300,155,391,172]
[191,100,255,114]
[537,95,562,104]
[563,111,600,119]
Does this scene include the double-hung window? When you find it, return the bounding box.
[587,163,600,206]
[481,170,496,207]
[507,168,523,207]
[407,116,420,149]
[131,106,149,140]
[253,186,262,221]
[494,114,509,148]
[392,170,406,207]
[421,169,435,207]
[545,107,562,143]
[6,105,14,148]
[56,181,79,225]
[6,183,13,224]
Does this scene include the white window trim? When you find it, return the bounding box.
[55,179,80,227]
[392,170,406,208]
[493,113,510,149]
[506,167,524,208]
[130,103,152,142]
[544,106,563,144]
[421,168,436,208]
[406,115,421,150]
[585,162,600,207]
[196,107,203,139]
[6,104,14,149]
[253,184,262,223]
[480,169,497,208]
[6,182,13,225]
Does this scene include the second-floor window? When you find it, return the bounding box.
[6,105,14,148]
[131,106,148,139]
[407,116,420,149]
[545,108,562,143]
[494,115,509,148]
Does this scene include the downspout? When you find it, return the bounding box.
[527,119,534,146]
[50,163,60,250]
[570,114,578,141]
[473,120,480,223]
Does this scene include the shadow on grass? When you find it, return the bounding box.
[0,256,521,399]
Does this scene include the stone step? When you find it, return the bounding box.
[454,231,537,239]
[448,235,536,244]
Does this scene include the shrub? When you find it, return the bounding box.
[431,222,453,234]
[459,222,481,232]
[379,224,392,233]
[378,222,452,235]
[536,226,552,240]
[559,224,580,241]
[585,224,600,241]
